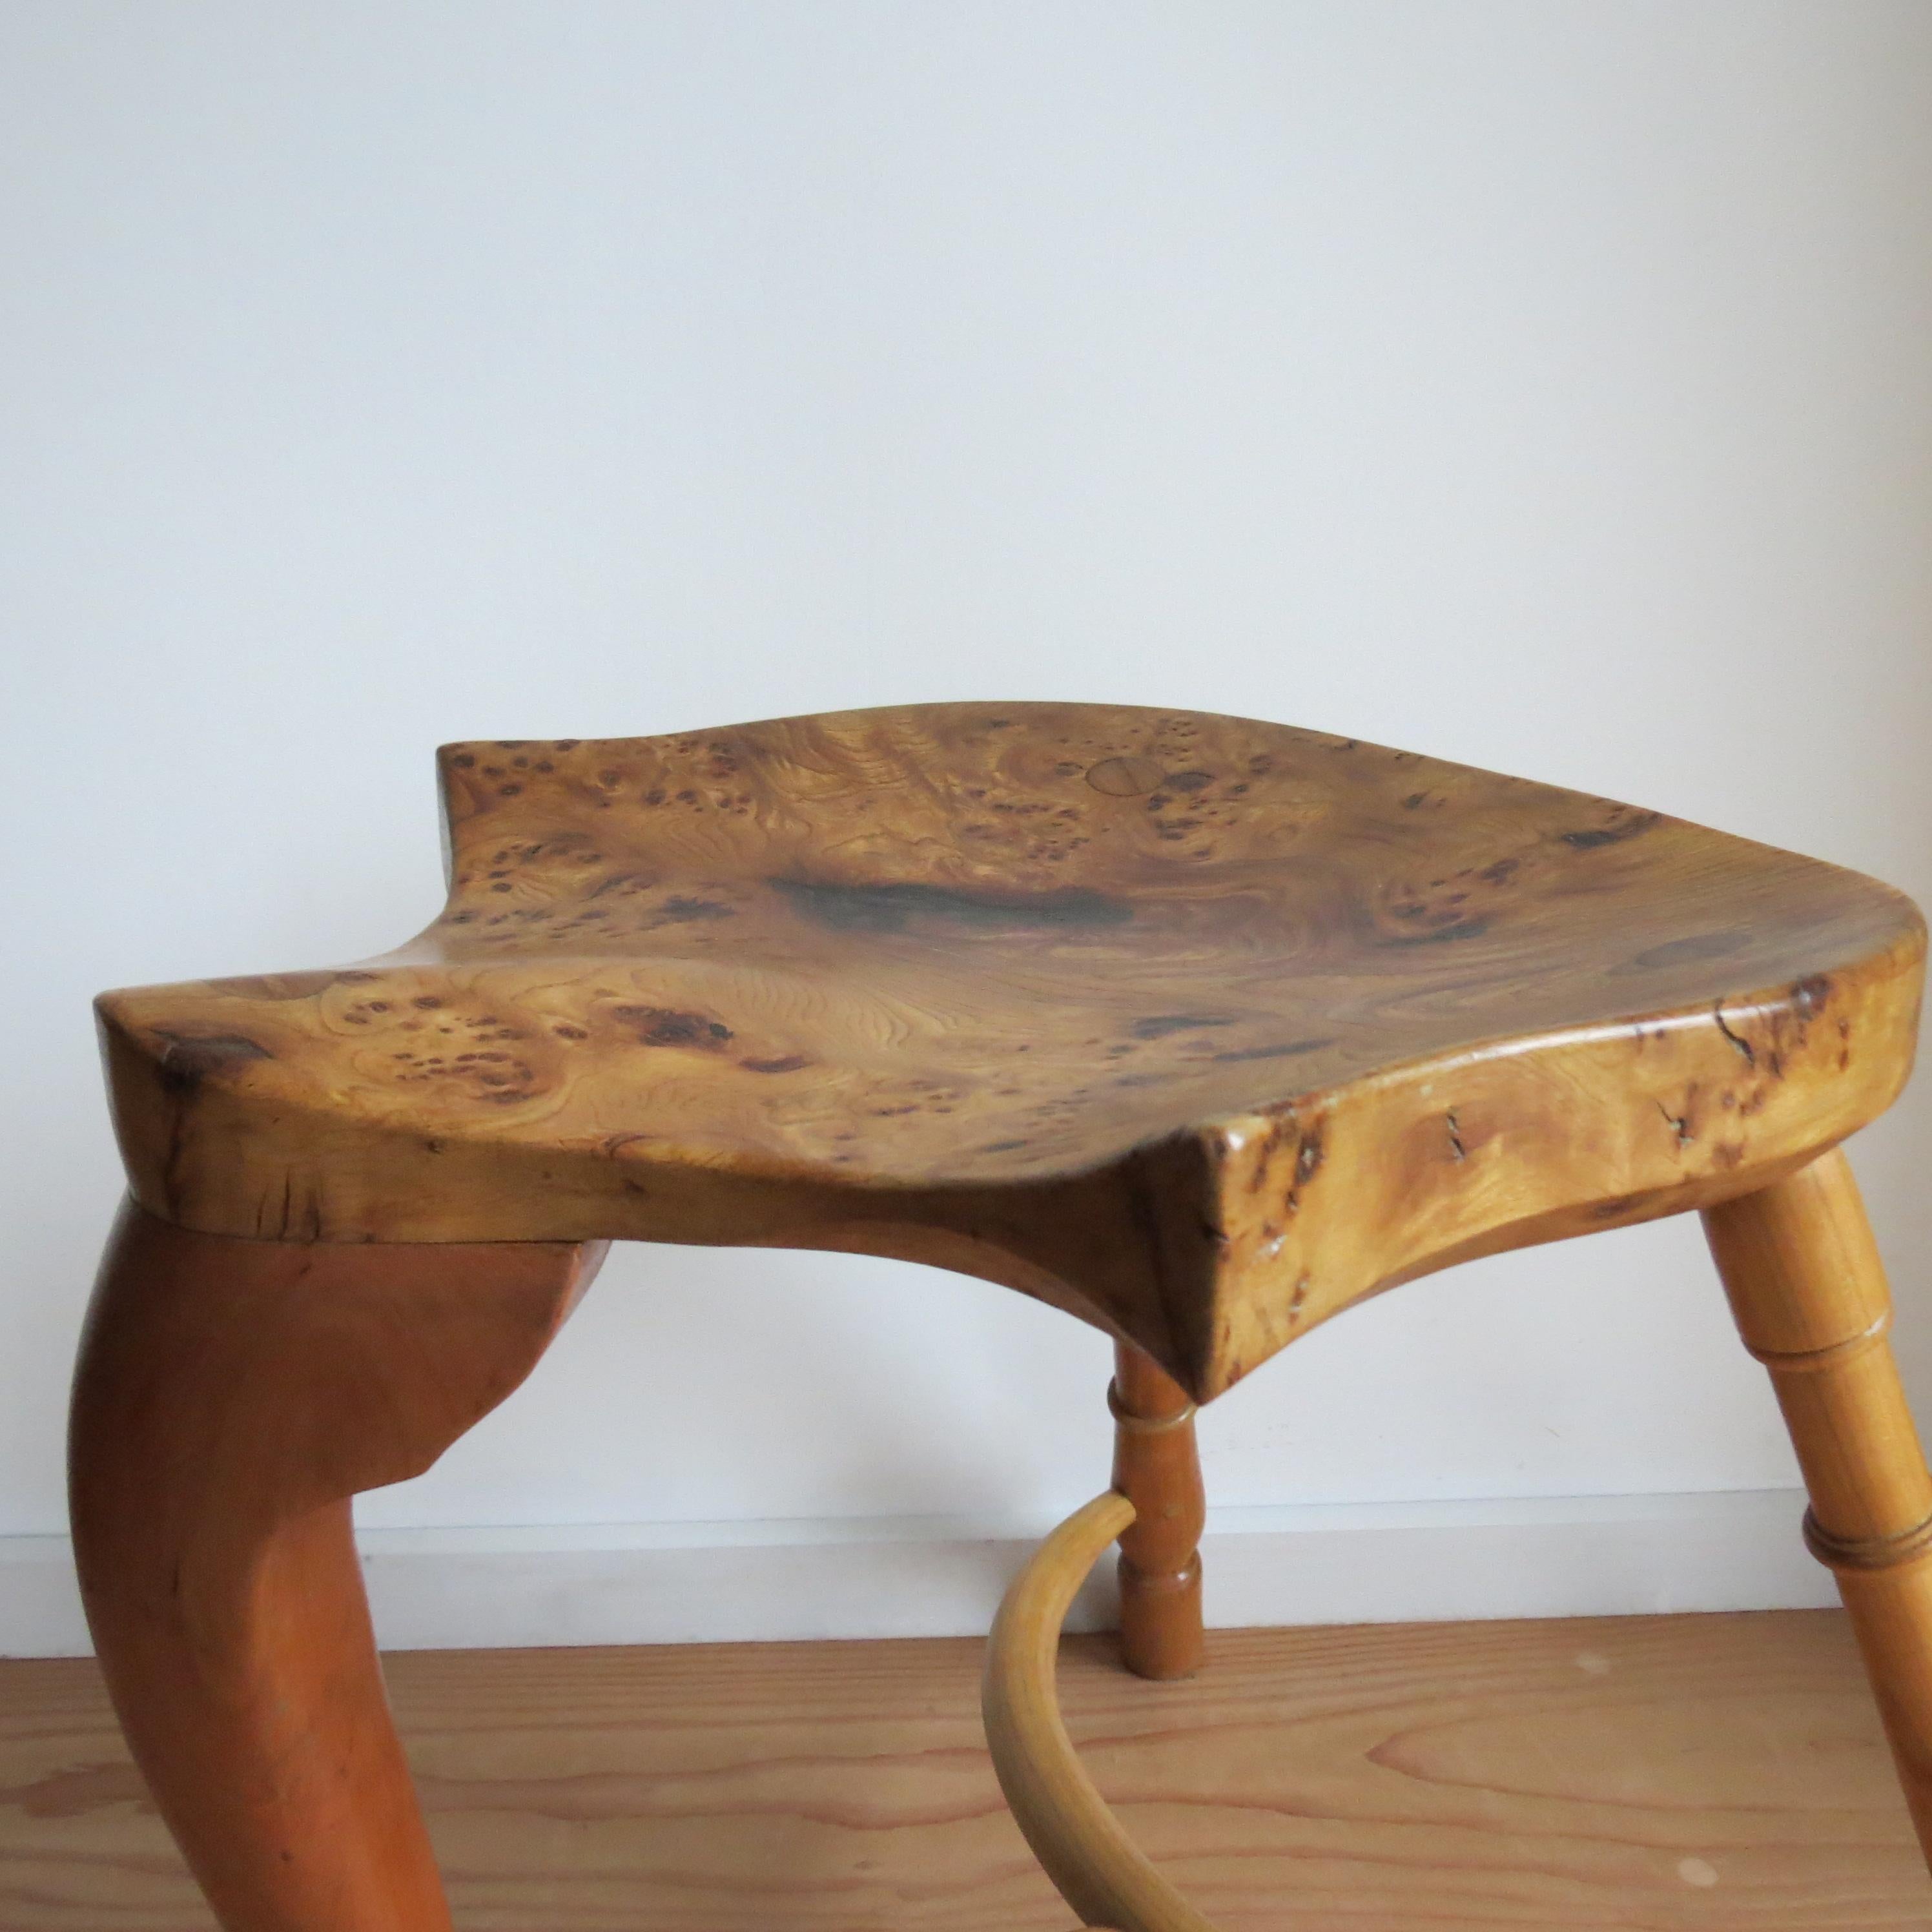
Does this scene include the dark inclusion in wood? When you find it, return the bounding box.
[96,703,1924,1399]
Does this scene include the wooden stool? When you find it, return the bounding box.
[72,702,1929,1929]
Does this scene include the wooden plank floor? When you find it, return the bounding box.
[2,1610,1927,1929]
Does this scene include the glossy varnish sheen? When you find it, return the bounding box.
[94,703,1925,1399]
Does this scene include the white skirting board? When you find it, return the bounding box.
[0,1488,1834,1660]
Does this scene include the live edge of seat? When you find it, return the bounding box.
[93,929,1920,1404]
[90,704,1928,1401]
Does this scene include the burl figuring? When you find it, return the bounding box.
[95,701,1922,1401]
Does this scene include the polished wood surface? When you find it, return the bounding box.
[94,703,1924,1399]
[67,1201,604,1932]
[1110,1344,1205,1681]
[1705,1150,1932,1861]
[5,1614,1926,1929]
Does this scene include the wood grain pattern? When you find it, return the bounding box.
[4,1614,1926,1929]
[92,703,1926,1399]
[67,1201,604,1932]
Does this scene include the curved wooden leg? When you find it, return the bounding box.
[1703,1148,1932,1870]
[68,1197,606,1931]
[1109,1340,1205,1680]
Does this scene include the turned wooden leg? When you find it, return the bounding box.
[1703,1148,1932,1869]
[67,1198,605,1931]
[1109,1339,1205,1680]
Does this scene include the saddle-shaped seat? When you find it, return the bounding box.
[96,701,1922,1397]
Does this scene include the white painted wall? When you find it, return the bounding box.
[4,1,1929,1650]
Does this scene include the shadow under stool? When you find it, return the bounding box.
[70,701,1931,1928]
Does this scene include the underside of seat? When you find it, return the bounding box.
[96,702,1924,1396]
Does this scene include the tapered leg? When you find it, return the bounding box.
[1703,1148,1932,1869]
[1109,1339,1206,1680]
[68,1198,606,1931]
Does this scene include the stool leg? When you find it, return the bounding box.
[1702,1148,1932,1869]
[1109,1339,1206,1680]
[67,1198,604,1931]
